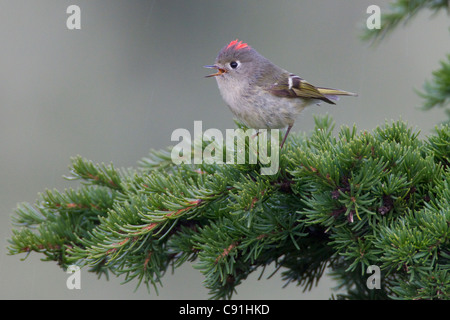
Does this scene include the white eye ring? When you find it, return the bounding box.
[229,60,240,69]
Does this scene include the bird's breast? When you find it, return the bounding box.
[216,78,311,129]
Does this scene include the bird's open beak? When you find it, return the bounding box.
[204,65,226,78]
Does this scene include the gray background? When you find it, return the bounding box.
[1,0,449,299]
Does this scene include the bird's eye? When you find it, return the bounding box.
[229,61,239,69]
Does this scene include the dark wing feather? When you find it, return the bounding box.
[268,74,335,104]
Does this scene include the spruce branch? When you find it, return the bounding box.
[361,0,449,45]
[7,116,450,299]
[416,54,450,123]
[362,0,450,123]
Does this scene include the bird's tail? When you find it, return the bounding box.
[317,87,357,102]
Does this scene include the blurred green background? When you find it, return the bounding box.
[1,0,449,299]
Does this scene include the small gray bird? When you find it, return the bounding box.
[205,39,357,148]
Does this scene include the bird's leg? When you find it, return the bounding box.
[280,125,292,149]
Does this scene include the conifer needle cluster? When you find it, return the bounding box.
[8,116,450,299]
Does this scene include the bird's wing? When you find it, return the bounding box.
[268,73,336,104]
